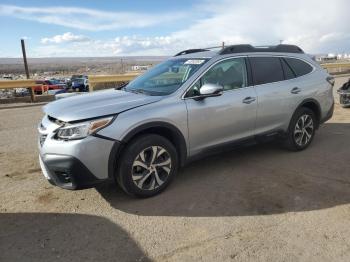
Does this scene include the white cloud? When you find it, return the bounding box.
[0,4,186,31]
[319,32,350,43]
[32,36,177,57]
[170,0,350,53]
[41,32,90,44]
[7,0,350,57]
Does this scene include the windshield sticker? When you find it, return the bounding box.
[184,59,205,65]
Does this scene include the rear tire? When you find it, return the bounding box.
[116,134,178,198]
[283,107,316,151]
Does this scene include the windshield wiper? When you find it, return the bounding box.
[125,88,150,95]
[115,82,129,90]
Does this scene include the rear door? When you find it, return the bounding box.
[250,56,297,134]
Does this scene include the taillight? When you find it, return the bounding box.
[326,76,335,86]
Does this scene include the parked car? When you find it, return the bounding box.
[38,44,334,197]
[68,75,87,88]
[71,75,87,80]
[2,75,13,80]
[48,88,67,96]
[71,78,89,92]
[49,78,66,86]
[14,88,30,97]
[34,80,66,95]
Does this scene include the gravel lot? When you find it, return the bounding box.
[1,77,350,262]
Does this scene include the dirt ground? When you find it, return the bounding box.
[1,77,350,262]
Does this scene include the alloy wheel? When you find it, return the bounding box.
[294,114,314,147]
[131,146,172,190]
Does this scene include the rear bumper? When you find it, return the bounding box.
[320,101,334,124]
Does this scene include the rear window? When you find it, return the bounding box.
[250,57,284,85]
[284,58,313,77]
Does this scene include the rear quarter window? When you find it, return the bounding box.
[281,58,296,80]
[284,58,313,77]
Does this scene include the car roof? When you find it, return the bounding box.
[172,44,308,60]
[173,50,315,67]
[171,50,217,59]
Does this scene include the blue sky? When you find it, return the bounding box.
[0,0,349,57]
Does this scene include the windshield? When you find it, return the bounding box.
[124,58,209,95]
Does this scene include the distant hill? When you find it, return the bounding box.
[0,56,168,75]
[0,56,168,65]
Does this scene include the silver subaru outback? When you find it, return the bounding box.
[38,44,334,197]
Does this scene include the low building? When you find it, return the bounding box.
[131,65,151,71]
[315,54,338,63]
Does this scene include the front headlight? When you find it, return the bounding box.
[56,116,114,140]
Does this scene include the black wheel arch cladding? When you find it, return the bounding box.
[121,121,187,167]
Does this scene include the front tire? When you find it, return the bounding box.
[283,107,316,151]
[116,134,178,197]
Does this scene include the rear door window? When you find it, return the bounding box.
[284,58,313,77]
[250,57,284,85]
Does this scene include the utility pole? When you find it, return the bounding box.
[21,39,35,102]
[222,41,225,49]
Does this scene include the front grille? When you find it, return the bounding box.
[39,134,47,147]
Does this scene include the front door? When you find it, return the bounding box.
[184,57,257,156]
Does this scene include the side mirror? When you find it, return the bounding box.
[198,83,223,99]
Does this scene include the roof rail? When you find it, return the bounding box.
[174,49,210,57]
[219,44,304,55]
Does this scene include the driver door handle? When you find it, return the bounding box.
[291,87,301,94]
[242,96,256,104]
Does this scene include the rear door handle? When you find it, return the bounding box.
[242,96,256,104]
[291,87,301,94]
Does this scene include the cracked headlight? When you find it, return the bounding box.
[56,116,114,140]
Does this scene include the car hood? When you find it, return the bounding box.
[43,89,162,122]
